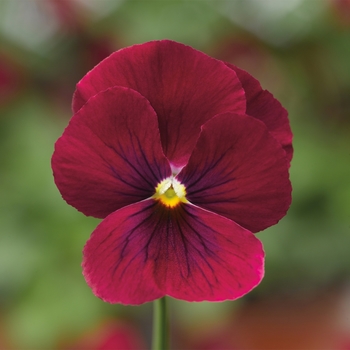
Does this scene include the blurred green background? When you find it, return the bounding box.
[1,0,350,349]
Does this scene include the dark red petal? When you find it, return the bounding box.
[177,113,292,233]
[83,200,264,305]
[73,40,246,167]
[52,86,171,218]
[226,63,293,164]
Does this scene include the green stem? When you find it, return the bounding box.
[152,297,169,350]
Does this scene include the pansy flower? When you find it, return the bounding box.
[63,320,146,350]
[52,40,292,305]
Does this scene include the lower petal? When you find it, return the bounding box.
[83,200,264,305]
[160,204,265,302]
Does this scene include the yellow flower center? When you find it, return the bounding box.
[153,177,188,208]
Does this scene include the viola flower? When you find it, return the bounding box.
[62,320,146,350]
[0,51,25,108]
[52,40,292,305]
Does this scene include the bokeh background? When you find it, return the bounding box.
[1,0,350,349]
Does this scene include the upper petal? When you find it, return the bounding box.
[177,113,292,233]
[226,63,293,164]
[73,40,246,167]
[83,199,264,305]
[52,86,171,218]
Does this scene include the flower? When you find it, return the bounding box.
[52,40,292,305]
[62,319,146,350]
[0,52,25,108]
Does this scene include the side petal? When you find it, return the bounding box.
[82,200,264,305]
[52,86,171,218]
[226,63,293,164]
[73,40,246,167]
[177,113,292,233]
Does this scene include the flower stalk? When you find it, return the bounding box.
[152,297,169,350]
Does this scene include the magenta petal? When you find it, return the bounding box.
[73,40,246,167]
[52,86,171,218]
[83,200,264,305]
[160,204,264,302]
[83,201,164,305]
[177,113,292,233]
[226,63,293,164]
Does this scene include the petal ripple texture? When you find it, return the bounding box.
[52,40,293,305]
